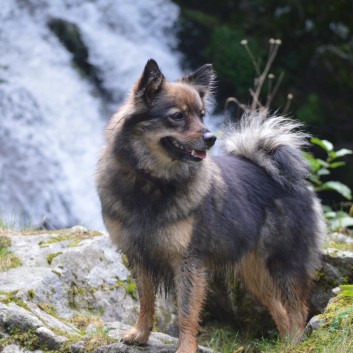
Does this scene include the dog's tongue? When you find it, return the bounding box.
[193,150,207,159]
[185,147,207,160]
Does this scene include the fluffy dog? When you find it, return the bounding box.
[96,59,325,353]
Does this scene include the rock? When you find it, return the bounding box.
[0,297,214,353]
[35,327,67,350]
[0,302,43,332]
[1,344,28,353]
[0,231,136,323]
[97,322,214,353]
[0,229,177,334]
[305,316,326,334]
[310,249,353,315]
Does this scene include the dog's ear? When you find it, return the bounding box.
[182,64,215,100]
[135,59,164,105]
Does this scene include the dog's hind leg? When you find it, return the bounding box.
[280,281,309,341]
[240,252,309,339]
[239,252,291,337]
[173,259,208,353]
[122,265,155,345]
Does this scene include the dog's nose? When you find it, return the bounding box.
[203,132,217,147]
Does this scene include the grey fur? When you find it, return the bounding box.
[222,110,311,188]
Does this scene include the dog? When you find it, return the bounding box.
[96,59,325,353]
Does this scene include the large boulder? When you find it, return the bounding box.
[0,227,177,334]
[0,301,213,353]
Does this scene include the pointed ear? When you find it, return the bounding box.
[134,59,164,105]
[182,64,215,100]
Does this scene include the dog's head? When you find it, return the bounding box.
[121,59,216,166]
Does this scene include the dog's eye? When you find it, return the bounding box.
[170,112,184,121]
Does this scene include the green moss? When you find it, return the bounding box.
[0,235,12,248]
[46,251,63,264]
[0,235,22,272]
[0,290,29,310]
[0,329,41,351]
[38,229,102,248]
[38,303,58,317]
[121,254,129,268]
[67,239,82,247]
[124,277,137,300]
[27,289,35,299]
[52,269,62,277]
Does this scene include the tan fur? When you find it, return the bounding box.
[123,266,156,344]
[173,260,207,353]
[239,251,307,339]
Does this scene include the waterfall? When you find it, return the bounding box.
[0,0,181,229]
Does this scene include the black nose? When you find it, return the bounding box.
[203,132,217,147]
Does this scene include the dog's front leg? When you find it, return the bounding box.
[174,259,207,353]
[122,266,155,345]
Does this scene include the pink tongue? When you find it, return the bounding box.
[194,150,207,159]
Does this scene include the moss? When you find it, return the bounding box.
[67,239,81,248]
[124,277,137,300]
[27,289,35,299]
[121,254,129,268]
[0,328,41,351]
[38,229,102,248]
[67,281,98,312]
[38,303,58,317]
[52,269,62,277]
[70,314,105,331]
[0,235,22,272]
[0,290,29,310]
[46,251,63,264]
[0,235,12,248]
[315,268,340,290]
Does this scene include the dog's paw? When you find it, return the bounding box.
[122,327,149,345]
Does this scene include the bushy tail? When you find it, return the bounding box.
[221,110,311,189]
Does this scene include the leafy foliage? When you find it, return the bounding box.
[305,137,353,232]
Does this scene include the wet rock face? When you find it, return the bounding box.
[48,18,108,98]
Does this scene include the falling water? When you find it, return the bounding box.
[0,0,181,229]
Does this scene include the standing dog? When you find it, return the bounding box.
[96,59,325,353]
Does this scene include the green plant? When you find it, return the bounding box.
[304,137,353,232]
[338,285,353,297]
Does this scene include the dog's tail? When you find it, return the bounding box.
[221,110,310,189]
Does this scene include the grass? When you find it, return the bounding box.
[201,295,353,353]
[0,235,22,272]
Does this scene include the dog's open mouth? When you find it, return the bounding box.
[161,137,207,161]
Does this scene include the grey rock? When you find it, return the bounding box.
[0,302,43,332]
[306,316,326,333]
[26,302,79,335]
[97,322,214,353]
[1,230,176,333]
[1,344,29,353]
[35,327,67,350]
